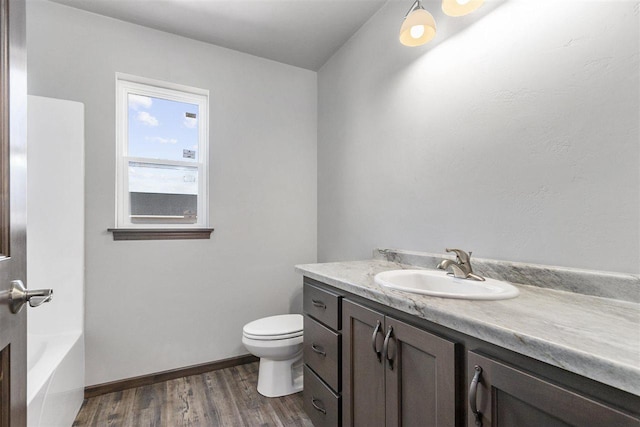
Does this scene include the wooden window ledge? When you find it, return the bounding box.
[107,228,214,241]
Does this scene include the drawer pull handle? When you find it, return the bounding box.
[382,325,395,370]
[371,320,383,362]
[312,299,326,309]
[311,397,327,414]
[311,343,326,357]
[469,365,483,427]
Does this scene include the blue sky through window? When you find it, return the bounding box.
[127,94,200,195]
[127,93,199,162]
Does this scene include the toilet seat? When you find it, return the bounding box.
[242,314,303,341]
[243,330,303,341]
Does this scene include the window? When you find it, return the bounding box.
[114,74,210,237]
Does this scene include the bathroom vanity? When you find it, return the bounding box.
[297,250,640,427]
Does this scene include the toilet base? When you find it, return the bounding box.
[256,350,303,398]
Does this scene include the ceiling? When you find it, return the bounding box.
[48,0,388,71]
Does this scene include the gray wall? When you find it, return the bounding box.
[318,0,639,273]
[27,0,317,386]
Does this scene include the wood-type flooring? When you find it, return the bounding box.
[73,362,312,427]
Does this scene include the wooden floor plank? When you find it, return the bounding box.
[73,362,311,427]
[226,364,269,426]
[130,384,163,427]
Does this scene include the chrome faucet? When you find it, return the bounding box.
[436,248,485,281]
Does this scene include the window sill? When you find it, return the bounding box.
[107,228,214,241]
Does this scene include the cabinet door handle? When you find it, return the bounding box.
[311,299,326,309]
[382,325,395,370]
[469,365,483,427]
[371,320,382,362]
[311,343,326,357]
[311,397,327,414]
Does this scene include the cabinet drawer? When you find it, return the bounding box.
[304,365,341,427]
[304,282,342,330]
[304,315,341,392]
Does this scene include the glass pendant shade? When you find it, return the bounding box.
[441,0,484,17]
[399,8,436,46]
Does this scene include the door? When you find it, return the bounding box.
[0,0,27,425]
[384,317,457,427]
[342,300,386,427]
[467,352,640,427]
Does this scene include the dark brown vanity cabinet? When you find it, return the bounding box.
[303,279,640,427]
[303,281,343,427]
[342,299,457,427]
[467,352,640,427]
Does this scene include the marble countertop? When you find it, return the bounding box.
[295,259,640,396]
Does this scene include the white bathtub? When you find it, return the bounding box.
[27,332,84,427]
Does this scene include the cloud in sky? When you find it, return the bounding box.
[146,136,178,144]
[137,111,159,127]
[129,94,153,110]
[183,116,197,129]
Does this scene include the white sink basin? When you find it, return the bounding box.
[374,269,519,300]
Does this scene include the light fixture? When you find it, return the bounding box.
[399,0,436,47]
[442,0,484,17]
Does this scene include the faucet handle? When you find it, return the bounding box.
[445,248,471,265]
[441,249,485,281]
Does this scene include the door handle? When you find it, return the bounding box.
[382,325,395,370]
[7,280,54,313]
[469,365,483,427]
[311,397,327,414]
[311,344,326,357]
[311,299,326,309]
[371,320,382,362]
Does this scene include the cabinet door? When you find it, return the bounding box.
[467,352,640,427]
[342,300,386,427]
[384,317,457,427]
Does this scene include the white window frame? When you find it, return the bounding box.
[115,73,209,229]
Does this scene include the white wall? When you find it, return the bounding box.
[318,0,639,273]
[27,0,317,386]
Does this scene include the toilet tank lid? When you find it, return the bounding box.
[243,314,303,337]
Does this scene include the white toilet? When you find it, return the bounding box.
[242,314,304,397]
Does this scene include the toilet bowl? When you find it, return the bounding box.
[242,314,304,397]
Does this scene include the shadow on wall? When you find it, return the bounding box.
[289,286,304,314]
